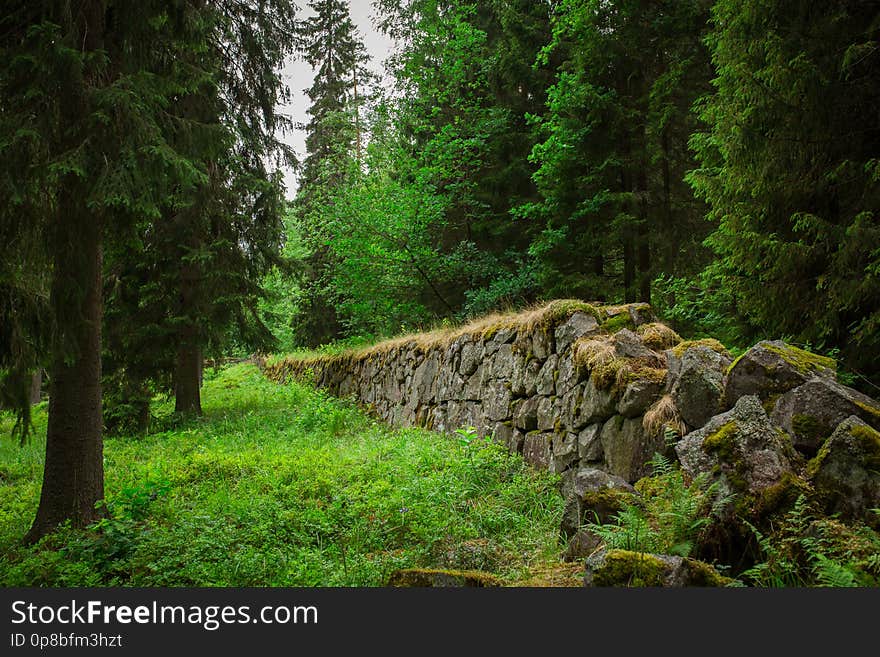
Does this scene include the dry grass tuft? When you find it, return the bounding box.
[642,394,686,438]
[637,322,682,351]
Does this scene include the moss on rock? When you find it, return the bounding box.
[590,550,669,587]
[600,313,636,333]
[671,338,730,359]
[761,342,836,376]
[702,421,738,462]
[387,568,503,587]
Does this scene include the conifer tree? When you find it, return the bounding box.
[689,0,880,383]
[0,0,296,540]
[292,0,374,346]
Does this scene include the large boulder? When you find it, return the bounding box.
[676,395,795,495]
[559,467,637,538]
[583,549,732,587]
[600,415,667,483]
[724,340,836,408]
[771,377,880,455]
[807,416,880,528]
[669,344,731,429]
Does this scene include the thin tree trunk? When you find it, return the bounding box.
[29,370,42,405]
[636,168,651,304]
[174,263,202,415]
[623,236,635,303]
[26,206,105,543]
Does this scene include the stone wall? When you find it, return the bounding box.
[263,298,880,578]
[264,300,691,483]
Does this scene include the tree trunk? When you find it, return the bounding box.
[174,338,202,416]
[623,236,636,303]
[29,370,42,405]
[26,209,105,543]
[636,169,651,304]
[174,268,202,415]
[25,0,107,544]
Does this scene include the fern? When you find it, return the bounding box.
[812,554,857,588]
[587,453,719,558]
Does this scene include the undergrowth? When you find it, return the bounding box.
[0,363,563,586]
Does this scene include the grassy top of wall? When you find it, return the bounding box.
[263,299,660,377]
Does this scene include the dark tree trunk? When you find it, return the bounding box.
[25,0,107,544]
[623,236,636,303]
[174,262,202,415]
[636,169,651,304]
[29,370,42,405]
[174,339,202,416]
[26,208,105,543]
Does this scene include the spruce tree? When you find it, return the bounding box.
[292,0,373,346]
[689,0,880,384]
[526,0,713,304]
[0,0,296,540]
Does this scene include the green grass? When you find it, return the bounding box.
[0,363,564,586]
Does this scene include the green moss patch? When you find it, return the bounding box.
[600,313,636,333]
[671,338,730,359]
[762,342,836,375]
[387,568,502,587]
[703,421,738,462]
[591,550,668,587]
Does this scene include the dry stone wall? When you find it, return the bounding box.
[263,299,880,578]
[264,301,680,483]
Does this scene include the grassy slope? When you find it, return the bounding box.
[0,363,567,586]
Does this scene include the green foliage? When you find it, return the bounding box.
[525,0,714,305]
[0,364,563,585]
[588,454,723,558]
[741,495,880,587]
[689,0,880,389]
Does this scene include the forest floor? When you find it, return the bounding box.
[0,363,572,586]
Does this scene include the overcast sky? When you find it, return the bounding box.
[277,1,394,196]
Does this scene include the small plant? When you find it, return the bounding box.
[454,426,478,448]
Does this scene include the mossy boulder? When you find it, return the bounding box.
[807,416,880,528]
[583,549,732,587]
[676,395,795,496]
[771,377,880,456]
[559,467,637,538]
[724,340,836,407]
[387,568,502,587]
[668,344,732,429]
